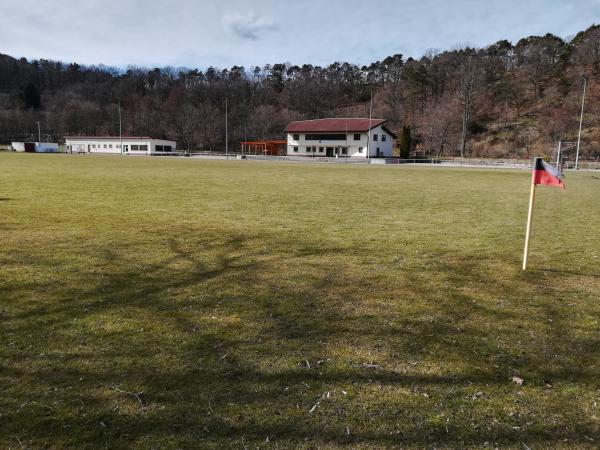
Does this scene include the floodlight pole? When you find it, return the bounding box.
[345,123,348,162]
[556,140,562,168]
[243,123,247,157]
[36,121,41,143]
[225,98,228,160]
[118,101,123,155]
[575,77,586,170]
[367,90,372,160]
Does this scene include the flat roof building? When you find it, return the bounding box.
[285,118,396,158]
[64,136,177,155]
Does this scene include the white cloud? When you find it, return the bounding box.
[221,11,278,41]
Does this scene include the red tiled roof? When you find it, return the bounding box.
[285,118,387,133]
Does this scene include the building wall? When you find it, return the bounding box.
[35,143,59,153]
[11,142,26,151]
[149,139,178,153]
[286,125,393,158]
[11,142,58,152]
[65,139,176,155]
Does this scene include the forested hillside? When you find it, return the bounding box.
[1,25,599,158]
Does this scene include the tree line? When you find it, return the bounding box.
[1,25,599,159]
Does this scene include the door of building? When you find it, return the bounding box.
[326,147,334,157]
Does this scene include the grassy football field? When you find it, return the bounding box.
[1,153,599,448]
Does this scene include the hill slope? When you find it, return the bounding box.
[1,25,599,158]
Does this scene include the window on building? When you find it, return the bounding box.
[123,145,129,151]
[164,145,172,152]
[305,134,346,141]
[341,147,348,155]
[109,144,113,148]
[156,145,163,151]
[373,134,378,141]
[319,147,324,153]
[92,144,96,148]
[131,145,139,150]
[117,144,121,148]
[382,134,387,142]
[354,133,361,140]
[103,144,108,148]
[293,146,298,152]
[306,147,313,152]
[140,145,148,151]
[293,134,300,140]
[358,147,363,153]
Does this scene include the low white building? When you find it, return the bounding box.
[11,142,59,153]
[64,136,177,155]
[285,118,396,158]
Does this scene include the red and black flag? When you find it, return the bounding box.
[532,157,565,189]
[523,157,565,270]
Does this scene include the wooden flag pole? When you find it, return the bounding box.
[522,158,538,270]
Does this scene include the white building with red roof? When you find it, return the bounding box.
[284,118,396,158]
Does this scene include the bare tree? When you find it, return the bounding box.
[456,50,481,159]
[420,98,460,159]
[176,104,199,151]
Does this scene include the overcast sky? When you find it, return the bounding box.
[1,0,599,69]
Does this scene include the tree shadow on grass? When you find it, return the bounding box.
[2,231,600,448]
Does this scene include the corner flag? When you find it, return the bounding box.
[522,157,565,270]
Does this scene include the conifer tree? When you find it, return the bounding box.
[399,125,411,159]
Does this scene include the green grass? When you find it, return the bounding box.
[1,153,599,449]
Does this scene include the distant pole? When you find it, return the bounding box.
[36,121,41,143]
[243,123,247,157]
[556,140,562,168]
[522,158,538,271]
[367,90,373,159]
[225,98,228,160]
[575,77,587,170]
[118,101,123,156]
[460,116,465,166]
[345,123,348,162]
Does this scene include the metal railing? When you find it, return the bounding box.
[563,160,600,171]
[243,154,367,163]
